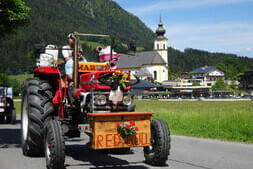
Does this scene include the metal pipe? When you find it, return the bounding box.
[72,34,79,88]
[110,37,114,63]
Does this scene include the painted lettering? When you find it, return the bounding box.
[114,134,121,147]
[97,135,103,148]
[145,133,149,144]
[139,133,144,145]
[90,65,96,71]
[106,134,112,148]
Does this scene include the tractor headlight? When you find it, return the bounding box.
[0,108,4,112]
[122,95,132,106]
[94,95,107,105]
[0,102,4,107]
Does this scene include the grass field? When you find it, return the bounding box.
[9,74,33,85]
[135,100,253,143]
[14,101,21,114]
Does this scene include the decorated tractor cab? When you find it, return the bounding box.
[21,33,170,169]
[0,85,16,124]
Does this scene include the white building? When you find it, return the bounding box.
[191,66,225,86]
[117,17,168,83]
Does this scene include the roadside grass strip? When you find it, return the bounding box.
[135,101,253,143]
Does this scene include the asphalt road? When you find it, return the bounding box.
[0,115,253,169]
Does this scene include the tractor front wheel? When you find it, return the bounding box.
[45,120,65,169]
[21,78,54,156]
[144,119,171,166]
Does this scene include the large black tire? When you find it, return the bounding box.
[7,109,16,124]
[21,77,54,156]
[144,119,171,166]
[45,120,65,169]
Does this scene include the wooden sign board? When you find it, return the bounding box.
[88,112,153,149]
[78,62,109,73]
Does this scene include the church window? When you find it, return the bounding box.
[157,44,159,50]
[163,44,165,49]
[154,71,157,80]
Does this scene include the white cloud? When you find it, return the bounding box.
[128,0,253,15]
[152,23,253,56]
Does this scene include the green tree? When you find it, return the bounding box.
[212,79,226,90]
[216,58,249,80]
[0,0,30,37]
[192,81,200,86]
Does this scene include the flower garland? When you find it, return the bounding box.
[116,120,139,137]
[111,70,129,89]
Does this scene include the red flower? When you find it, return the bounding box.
[130,120,135,126]
[116,122,121,127]
[125,125,131,130]
[135,127,139,131]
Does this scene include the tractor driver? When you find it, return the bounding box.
[77,45,87,62]
[62,34,74,80]
[62,35,87,81]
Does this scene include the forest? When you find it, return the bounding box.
[0,0,253,77]
[0,0,155,74]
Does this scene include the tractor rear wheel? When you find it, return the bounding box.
[144,119,171,166]
[21,78,54,156]
[45,120,65,169]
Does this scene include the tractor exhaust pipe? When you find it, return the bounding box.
[72,34,79,88]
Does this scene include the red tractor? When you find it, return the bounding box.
[21,33,171,169]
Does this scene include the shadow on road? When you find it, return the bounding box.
[66,144,149,169]
[0,128,21,148]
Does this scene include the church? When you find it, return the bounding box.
[117,17,168,83]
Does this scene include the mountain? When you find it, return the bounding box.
[0,0,155,74]
[1,0,253,75]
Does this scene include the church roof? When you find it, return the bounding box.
[117,51,166,69]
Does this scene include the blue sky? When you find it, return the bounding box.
[114,0,253,57]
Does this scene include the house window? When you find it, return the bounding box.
[157,44,159,50]
[154,71,157,80]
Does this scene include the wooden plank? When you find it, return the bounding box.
[89,114,151,149]
[88,112,154,117]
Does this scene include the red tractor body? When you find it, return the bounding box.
[21,33,170,169]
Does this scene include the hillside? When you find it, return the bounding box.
[0,0,155,74]
[1,0,253,75]
[167,47,253,73]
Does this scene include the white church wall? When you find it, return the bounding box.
[144,65,168,83]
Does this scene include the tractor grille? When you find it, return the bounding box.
[91,91,130,113]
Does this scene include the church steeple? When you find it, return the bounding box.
[156,16,166,38]
[154,16,168,82]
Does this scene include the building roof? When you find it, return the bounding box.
[117,51,166,69]
[191,66,216,73]
[156,16,166,38]
[131,80,160,89]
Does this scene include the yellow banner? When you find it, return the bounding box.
[78,62,110,72]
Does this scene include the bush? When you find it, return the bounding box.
[0,73,21,96]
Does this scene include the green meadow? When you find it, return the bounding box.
[135,100,253,143]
